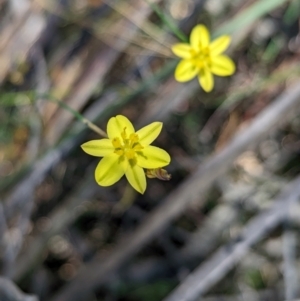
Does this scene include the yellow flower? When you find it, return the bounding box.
[81,115,171,194]
[172,24,235,92]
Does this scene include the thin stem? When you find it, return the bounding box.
[82,118,107,138]
[144,0,188,43]
[103,0,171,49]
[34,0,172,57]
[36,92,107,138]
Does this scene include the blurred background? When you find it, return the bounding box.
[1,0,300,300]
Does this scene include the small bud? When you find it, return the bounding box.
[146,168,171,181]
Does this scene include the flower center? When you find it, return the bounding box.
[191,46,211,69]
[112,127,143,160]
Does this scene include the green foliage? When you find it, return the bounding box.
[244,268,266,290]
[116,280,177,301]
[214,0,288,37]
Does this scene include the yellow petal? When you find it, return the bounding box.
[211,55,235,76]
[175,59,199,82]
[137,146,170,169]
[95,154,124,186]
[198,68,214,92]
[125,162,146,194]
[136,122,162,146]
[190,24,210,51]
[210,35,231,56]
[171,43,193,59]
[81,139,114,157]
[107,115,135,140]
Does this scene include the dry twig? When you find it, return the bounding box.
[163,175,300,301]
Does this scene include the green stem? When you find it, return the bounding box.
[35,92,107,137]
[144,0,188,43]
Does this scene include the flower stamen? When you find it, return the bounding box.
[113,128,143,160]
